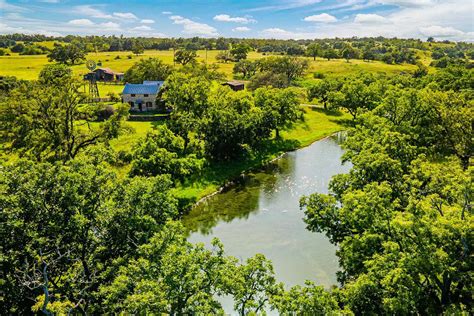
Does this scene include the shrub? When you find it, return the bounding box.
[313,72,325,79]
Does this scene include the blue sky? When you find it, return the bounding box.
[0,0,473,41]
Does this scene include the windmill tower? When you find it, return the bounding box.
[85,60,100,102]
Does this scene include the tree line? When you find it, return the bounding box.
[2,33,473,67]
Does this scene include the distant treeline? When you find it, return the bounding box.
[1,33,473,67]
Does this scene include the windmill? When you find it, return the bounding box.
[85,60,100,102]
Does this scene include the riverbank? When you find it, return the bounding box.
[173,106,351,208]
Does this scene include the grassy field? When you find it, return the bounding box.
[0,49,418,83]
[0,50,419,79]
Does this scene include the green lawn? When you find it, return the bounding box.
[306,57,417,78]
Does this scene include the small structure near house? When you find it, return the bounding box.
[223,81,245,91]
[83,67,124,82]
[122,81,164,112]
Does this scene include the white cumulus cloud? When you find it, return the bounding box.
[132,25,152,31]
[354,14,389,23]
[303,13,337,23]
[259,28,314,39]
[68,19,95,26]
[99,21,121,30]
[140,19,155,24]
[113,12,138,19]
[419,25,465,37]
[233,26,251,32]
[74,5,113,19]
[213,14,256,24]
[170,15,218,36]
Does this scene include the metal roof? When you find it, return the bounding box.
[224,81,245,87]
[95,68,116,75]
[123,81,163,95]
[143,80,164,86]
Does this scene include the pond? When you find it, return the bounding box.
[183,133,351,300]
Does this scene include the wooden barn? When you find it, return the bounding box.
[83,68,124,82]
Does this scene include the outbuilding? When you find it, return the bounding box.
[222,81,245,91]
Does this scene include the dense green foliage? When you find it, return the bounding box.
[301,66,473,314]
[163,69,303,161]
[174,49,198,66]
[233,56,309,90]
[1,159,180,314]
[130,125,204,181]
[47,43,86,65]
[123,57,173,83]
[0,68,126,161]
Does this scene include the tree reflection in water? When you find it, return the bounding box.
[183,154,296,235]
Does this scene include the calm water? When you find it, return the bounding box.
[184,133,350,291]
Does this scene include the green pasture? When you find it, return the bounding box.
[1,49,420,82]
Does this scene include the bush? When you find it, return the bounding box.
[130,125,204,181]
[107,92,121,102]
[124,58,173,83]
[313,72,325,79]
[247,71,289,91]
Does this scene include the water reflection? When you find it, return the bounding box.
[185,133,351,289]
[183,153,296,235]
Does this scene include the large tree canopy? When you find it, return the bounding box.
[123,57,173,83]
[0,71,126,162]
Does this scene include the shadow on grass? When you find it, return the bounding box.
[308,106,344,117]
[191,138,301,188]
[329,117,354,128]
[151,120,166,129]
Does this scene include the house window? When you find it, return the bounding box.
[144,94,149,97]
[146,102,153,108]
[131,94,136,97]
[129,101,134,107]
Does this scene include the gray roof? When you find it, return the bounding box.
[143,81,164,86]
[122,81,164,95]
[224,81,244,87]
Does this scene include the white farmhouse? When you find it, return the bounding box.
[122,81,164,112]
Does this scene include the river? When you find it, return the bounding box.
[183,133,351,311]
